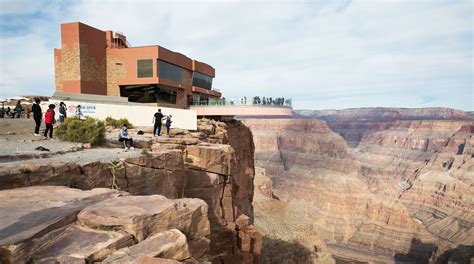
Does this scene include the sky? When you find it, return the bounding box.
[0,0,472,110]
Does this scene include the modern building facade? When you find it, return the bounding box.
[54,22,221,109]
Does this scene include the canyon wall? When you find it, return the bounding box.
[295,108,472,147]
[243,116,473,263]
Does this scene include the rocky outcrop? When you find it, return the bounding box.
[0,186,212,264]
[0,119,261,263]
[103,229,191,263]
[186,120,261,263]
[0,187,122,264]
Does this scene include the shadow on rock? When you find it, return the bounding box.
[435,244,474,264]
[394,238,437,264]
[261,236,315,264]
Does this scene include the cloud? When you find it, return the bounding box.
[0,0,472,110]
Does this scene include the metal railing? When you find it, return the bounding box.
[190,98,292,108]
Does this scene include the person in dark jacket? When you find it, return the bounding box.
[14,100,22,118]
[153,108,164,136]
[43,104,56,139]
[165,115,172,138]
[59,102,67,123]
[32,98,42,136]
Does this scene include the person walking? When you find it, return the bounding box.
[153,108,164,136]
[58,102,67,123]
[32,98,42,136]
[165,115,172,138]
[118,124,134,151]
[43,104,56,139]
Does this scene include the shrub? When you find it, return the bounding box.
[18,168,32,174]
[56,117,106,146]
[185,156,194,163]
[141,149,151,157]
[105,116,133,129]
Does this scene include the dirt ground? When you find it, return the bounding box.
[0,118,81,156]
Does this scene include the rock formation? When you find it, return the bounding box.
[243,116,473,264]
[0,119,261,263]
[295,107,472,147]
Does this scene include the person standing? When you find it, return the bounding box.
[14,100,22,118]
[43,104,56,139]
[153,108,164,136]
[59,102,67,123]
[75,105,83,119]
[165,115,172,138]
[32,98,42,136]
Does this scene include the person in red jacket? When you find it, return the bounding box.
[44,104,56,139]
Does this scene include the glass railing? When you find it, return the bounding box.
[190,98,292,108]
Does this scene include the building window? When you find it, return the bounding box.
[120,84,177,104]
[192,71,213,90]
[158,60,191,84]
[137,59,153,78]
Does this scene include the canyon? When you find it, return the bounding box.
[244,107,473,264]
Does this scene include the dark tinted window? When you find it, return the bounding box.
[158,60,191,84]
[120,85,176,104]
[137,59,153,78]
[192,72,213,90]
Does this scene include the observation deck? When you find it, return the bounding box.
[190,99,293,118]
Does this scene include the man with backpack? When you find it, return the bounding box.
[44,104,56,139]
[32,98,42,136]
[153,108,164,136]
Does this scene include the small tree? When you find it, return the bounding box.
[56,117,106,146]
[105,116,133,129]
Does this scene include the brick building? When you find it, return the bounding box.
[54,22,221,109]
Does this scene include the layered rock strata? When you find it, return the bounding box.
[243,118,472,263]
[0,119,261,263]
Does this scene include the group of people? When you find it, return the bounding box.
[249,96,291,106]
[117,108,173,151]
[27,98,173,152]
[32,99,69,139]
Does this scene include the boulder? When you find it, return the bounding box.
[32,225,134,263]
[125,150,184,171]
[77,195,210,244]
[103,229,190,263]
[186,144,234,176]
[0,186,122,264]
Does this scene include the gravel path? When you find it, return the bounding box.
[0,119,141,164]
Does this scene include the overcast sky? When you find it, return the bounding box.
[0,0,472,110]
